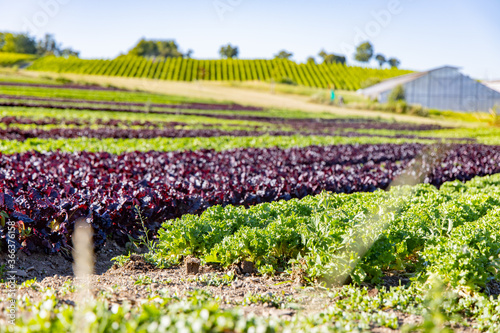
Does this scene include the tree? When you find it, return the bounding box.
[354,42,374,63]
[128,39,156,57]
[318,50,346,65]
[306,57,316,65]
[0,33,14,52]
[375,54,386,68]
[35,34,79,57]
[156,40,184,58]
[14,34,37,54]
[0,33,5,50]
[0,32,78,56]
[128,39,183,58]
[219,44,238,59]
[36,34,59,56]
[1,33,36,54]
[185,49,194,58]
[274,50,293,60]
[388,58,401,68]
[60,48,80,57]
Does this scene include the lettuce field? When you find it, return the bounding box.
[1,77,500,332]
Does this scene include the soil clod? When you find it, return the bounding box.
[240,261,254,274]
[120,255,156,272]
[185,257,201,274]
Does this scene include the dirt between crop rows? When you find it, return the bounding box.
[0,243,481,332]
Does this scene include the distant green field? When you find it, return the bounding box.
[0,52,36,67]
[0,84,216,104]
[28,55,412,90]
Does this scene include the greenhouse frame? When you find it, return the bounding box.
[359,66,500,112]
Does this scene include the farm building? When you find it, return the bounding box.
[359,66,500,112]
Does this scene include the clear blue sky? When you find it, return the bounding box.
[0,0,499,79]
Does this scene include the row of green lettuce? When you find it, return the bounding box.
[3,133,500,154]
[152,173,500,289]
[0,135,438,154]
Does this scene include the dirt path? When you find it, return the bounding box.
[19,70,465,127]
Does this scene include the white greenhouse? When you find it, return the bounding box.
[359,66,500,112]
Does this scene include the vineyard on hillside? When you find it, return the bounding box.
[28,55,412,90]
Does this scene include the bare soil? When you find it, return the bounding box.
[0,245,482,332]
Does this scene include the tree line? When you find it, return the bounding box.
[0,32,401,69]
[354,41,400,68]
[128,39,400,68]
[0,32,79,57]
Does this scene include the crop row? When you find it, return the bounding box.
[0,127,299,140]
[0,126,460,142]
[0,81,212,105]
[157,172,500,289]
[0,116,192,128]
[0,97,262,113]
[0,81,125,91]
[0,94,263,112]
[1,143,500,255]
[0,135,440,155]
[0,100,260,116]
[266,118,447,132]
[28,56,412,90]
[0,101,446,132]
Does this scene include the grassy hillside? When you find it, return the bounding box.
[0,52,36,67]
